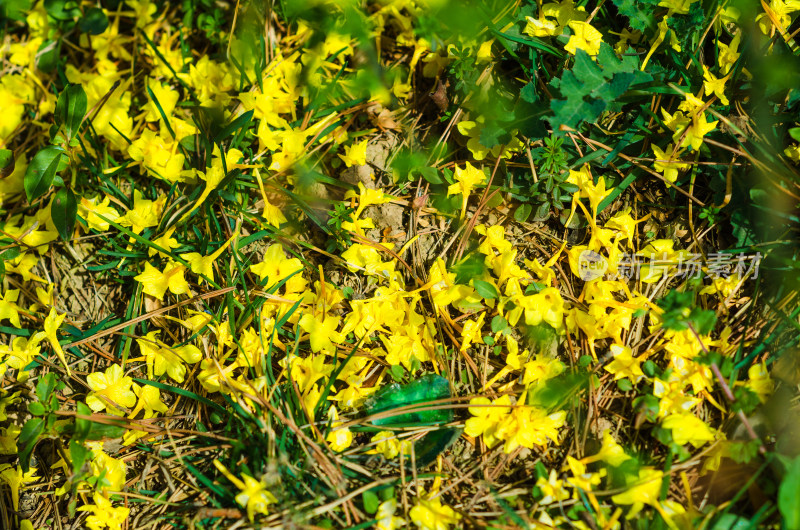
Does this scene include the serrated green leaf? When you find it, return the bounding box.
[549,44,650,132]
[520,81,538,104]
[610,0,658,32]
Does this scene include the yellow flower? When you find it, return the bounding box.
[136,331,202,383]
[651,144,689,183]
[325,406,353,452]
[134,261,191,301]
[718,32,741,75]
[341,242,397,279]
[118,190,165,234]
[0,464,38,511]
[180,148,245,220]
[410,496,461,530]
[181,230,237,284]
[702,66,731,106]
[677,112,717,151]
[86,364,137,415]
[564,21,603,56]
[297,314,345,353]
[148,227,179,258]
[376,499,406,530]
[460,312,486,352]
[77,493,130,530]
[662,413,716,447]
[213,460,277,522]
[448,162,487,219]
[456,119,523,160]
[757,0,800,35]
[563,455,604,493]
[604,344,645,383]
[128,128,186,183]
[281,352,334,393]
[584,430,632,467]
[0,289,22,328]
[495,404,566,453]
[142,78,178,122]
[368,431,412,459]
[90,449,126,494]
[344,181,393,216]
[339,139,368,167]
[44,307,71,376]
[129,384,169,419]
[611,467,663,518]
[566,165,612,217]
[250,244,306,292]
[524,15,559,37]
[744,362,774,403]
[464,395,511,448]
[535,469,570,504]
[78,195,121,232]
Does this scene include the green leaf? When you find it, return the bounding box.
[514,203,532,222]
[0,149,14,178]
[418,166,442,184]
[549,44,651,132]
[1,0,33,20]
[55,84,88,140]
[491,315,508,333]
[790,127,800,143]
[710,514,753,530]
[69,438,88,475]
[24,146,67,202]
[642,360,657,377]
[74,402,126,441]
[610,0,659,32]
[28,402,46,416]
[780,455,800,530]
[36,39,61,73]
[520,81,538,104]
[79,7,109,34]
[52,187,78,241]
[44,0,75,19]
[473,279,498,299]
[18,418,45,472]
[656,289,715,334]
[35,373,57,402]
[362,490,379,515]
